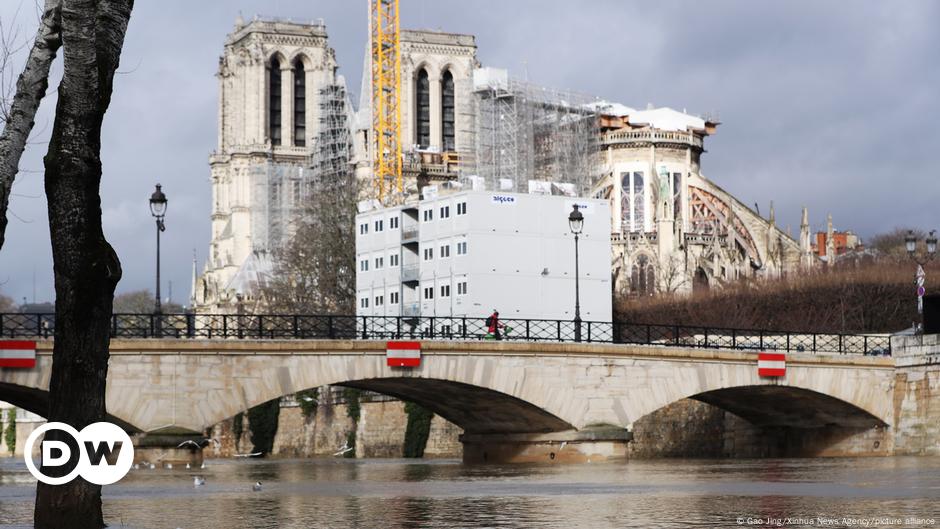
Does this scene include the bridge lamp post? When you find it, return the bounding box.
[149,184,168,324]
[906,230,937,326]
[568,205,584,342]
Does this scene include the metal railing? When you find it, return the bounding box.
[0,313,891,355]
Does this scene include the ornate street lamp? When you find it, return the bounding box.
[569,205,584,342]
[149,184,168,317]
[905,229,937,328]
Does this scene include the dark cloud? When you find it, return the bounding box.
[0,1,937,304]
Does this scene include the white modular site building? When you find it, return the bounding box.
[355,189,612,338]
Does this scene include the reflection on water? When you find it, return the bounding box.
[1,457,940,528]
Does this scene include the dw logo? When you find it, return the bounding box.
[24,422,134,485]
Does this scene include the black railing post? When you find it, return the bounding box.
[222,314,228,338]
[526,319,530,341]
[674,325,680,346]
[430,317,435,339]
[704,328,709,348]
[839,334,844,355]
[557,320,561,341]
[328,316,335,339]
[864,335,868,355]
[361,316,368,339]
[112,314,118,338]
[646,324,651,345]
[759,330,764,350]
[149,314,155,338]
[462,317,467,339]
[813,333,817,354]
[292,315,299,338]
[186,313,195,339]
[731,328,737,349]
[786,332,790,353]
[258,315,264,339]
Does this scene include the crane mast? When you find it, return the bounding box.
[370,0,402,203]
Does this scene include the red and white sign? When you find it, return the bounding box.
[386,341,421,367]
[757,352,786,377]
[0,340,36,368]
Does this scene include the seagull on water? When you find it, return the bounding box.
[194,476,206,487]
[252,481,263,492]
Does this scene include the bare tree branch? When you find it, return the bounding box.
[0,0,61,251]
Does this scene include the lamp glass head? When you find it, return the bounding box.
[568,205,584,234]
[905,230,917,254]
[149,184,168,218]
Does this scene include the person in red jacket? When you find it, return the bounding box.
[486,310,504,340]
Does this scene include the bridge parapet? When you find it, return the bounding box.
[0,312,892,356]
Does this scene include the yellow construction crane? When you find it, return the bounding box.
[371,0,402,203]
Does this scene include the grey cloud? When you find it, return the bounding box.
[0,0,937,304]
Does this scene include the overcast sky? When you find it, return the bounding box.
[0,0,937,306]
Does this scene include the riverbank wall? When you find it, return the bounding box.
[892,334,940,456]
[203,387,463,459]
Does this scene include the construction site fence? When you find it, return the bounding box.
[0,313,892,356]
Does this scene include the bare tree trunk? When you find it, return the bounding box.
[34,1,133,528]
[0,0,62,250]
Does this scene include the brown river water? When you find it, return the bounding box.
[1,457,939,528]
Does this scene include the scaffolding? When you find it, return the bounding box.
[461,72,602,196]
[250,80,353,253]
[311,81,353,188]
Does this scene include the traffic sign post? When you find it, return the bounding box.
[917,265,926,314]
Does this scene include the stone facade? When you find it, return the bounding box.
[352,30,479,193]
[195,18,349,312]
[591,110,814,297]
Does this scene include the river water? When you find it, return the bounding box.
[1,457,939,528]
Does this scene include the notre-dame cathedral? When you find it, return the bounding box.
[194,15,816,312]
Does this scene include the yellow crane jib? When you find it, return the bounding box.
[370,0,402,203]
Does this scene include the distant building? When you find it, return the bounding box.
[355,189,612,325]
[814,230,860,258]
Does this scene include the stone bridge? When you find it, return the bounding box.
[0,339,897,462]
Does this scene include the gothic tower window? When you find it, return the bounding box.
[293,59,306,147]
[442,70,455,151]
[416,68,430,148]
[269,57,282,146]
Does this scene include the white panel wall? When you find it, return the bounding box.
[355,191,612,324]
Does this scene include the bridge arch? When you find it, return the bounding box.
[340,378,572,434]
